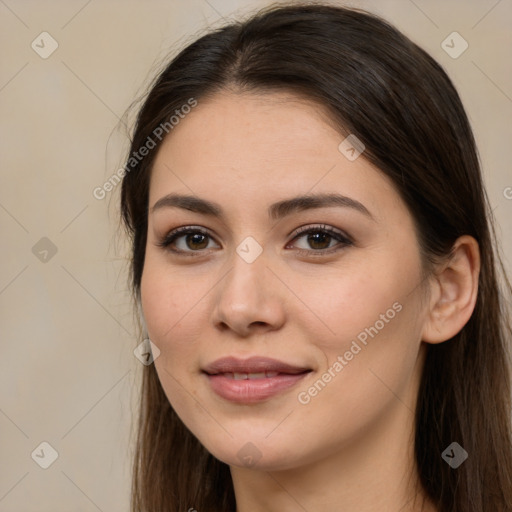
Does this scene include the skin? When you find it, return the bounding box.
[140,91,480,512]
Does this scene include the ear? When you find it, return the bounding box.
[422,235,480,344]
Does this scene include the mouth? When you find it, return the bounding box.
[202,356,312,403]
[214,371,283,380]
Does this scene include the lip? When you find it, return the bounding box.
[203,356,312,404]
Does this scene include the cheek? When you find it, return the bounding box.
[289,276,422,455]
[140,256,211,365]
[294,251,423,399]
[140,255,184,347]
[140,268,176,339]
[293,260,416,352]
[324,298,420,388]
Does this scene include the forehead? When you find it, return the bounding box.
[148,91,401,222]
[158,91,339,164]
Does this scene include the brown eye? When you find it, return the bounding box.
[158,227,220,254]
[185,233,209,250]
[305,231,333,250]
[289,224,353,255]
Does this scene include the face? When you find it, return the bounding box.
[140,91,429,471]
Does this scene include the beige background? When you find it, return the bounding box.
[0,0,510,510]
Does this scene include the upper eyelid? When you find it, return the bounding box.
[164,224,347,239]
[290,224,351,240]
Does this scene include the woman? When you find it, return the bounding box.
[120,3,512,511]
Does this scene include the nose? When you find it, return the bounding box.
[211,249,287,338]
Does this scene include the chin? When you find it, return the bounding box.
[196,431,308,471]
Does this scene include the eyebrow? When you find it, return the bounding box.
[150,192,374,221]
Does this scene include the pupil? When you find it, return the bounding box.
[187,233,208,250]
[308,232,330,249]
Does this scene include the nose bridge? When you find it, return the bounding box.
[211,241,286,334]
[222,229,268,291]
[221,243,269,308]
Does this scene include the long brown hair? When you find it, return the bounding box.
[120,3,512,511]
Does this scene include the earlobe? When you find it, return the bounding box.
[422,235,480,344]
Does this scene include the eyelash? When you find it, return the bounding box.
[157,224,353,258]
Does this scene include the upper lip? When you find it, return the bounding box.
[203,356,311,375]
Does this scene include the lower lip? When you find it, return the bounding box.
[205,372,310,403]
